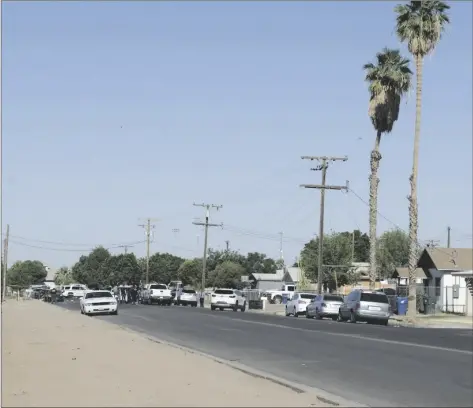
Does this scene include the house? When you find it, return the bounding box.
[451,270,473,317]
[416,247,473,315]
[282,267,302,284]
[249,270,284,291]
[393,267,427,285]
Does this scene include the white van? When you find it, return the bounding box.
[62,284,88,298]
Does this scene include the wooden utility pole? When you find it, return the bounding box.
[447,226,451,248]
[278,232,284,268]
[138,218,158,284]
[225,240,230,251]
[117,244,133,254]
[192,203,223,292]
[2,224,10,302]
[301,156,348,294]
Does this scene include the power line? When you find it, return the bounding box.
[9,239,146,252]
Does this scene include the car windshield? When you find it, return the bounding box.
[361,293,389,304]
[182,289,196,294]
[379,288,396,296]
[215,289,234,295]
[324,295,343,302]
[300,294,316,300]
[85,291,113,299]
[150,284,167,290]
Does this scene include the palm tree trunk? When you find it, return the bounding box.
[407,55,423,319]
[368,130,382,290]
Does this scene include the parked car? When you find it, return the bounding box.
[176,288,198,307]
[210,289,246,312]
[338,289,391,325]
[80,290,118,316]
[141,283,173,305]
[61,284,88,298]
[285,292,317,317]
[306,293,344,320]
[375,287,398,314]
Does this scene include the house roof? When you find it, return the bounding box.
[283,267,302,282]
[251,270,284,281]
[451,270,473,277]
[422,248,473,271]
[394,267,426,279]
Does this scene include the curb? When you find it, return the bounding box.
[51,302,366,408]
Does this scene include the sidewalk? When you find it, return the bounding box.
[390,313,473,329]
[2,300,331,407]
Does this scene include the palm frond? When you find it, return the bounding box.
[395,0,450,57]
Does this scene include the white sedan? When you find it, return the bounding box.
[80,290,118,316]
[285,292,317,317]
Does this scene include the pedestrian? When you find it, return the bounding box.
[131,285,137,305]
[50,287,57,304]
[199,290,205,308]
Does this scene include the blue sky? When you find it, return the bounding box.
[3,1,472,268]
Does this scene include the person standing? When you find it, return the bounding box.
[199,290,205,308]
[50,287,57,304]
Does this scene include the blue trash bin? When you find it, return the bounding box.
[397,297,408,315]
[282,294,288,304]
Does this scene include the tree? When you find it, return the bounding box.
[71,247,111,286]
[245,252,277,275]
[376,229,410,279]
[363,48,412,289]
[177,258,203,288]
[300,232,355,292]
[54,266,73,285]
[148,252,185,284]
[7,260,47,287]
[339,230,370,263]
[206,249,246,273]
[395,0,450,318]
[209,261,246,289]
[114,253,141,285]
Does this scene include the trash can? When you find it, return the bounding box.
[282,294,288,304]
[397,297,408,315]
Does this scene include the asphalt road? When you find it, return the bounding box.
[56,301,473,407]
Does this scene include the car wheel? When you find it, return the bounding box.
[331,315,338,321]
[211,305,216,311]
[219,308,224,311]
[293,307,298,317]
[306,310,312,319]
[241,302,246,312]
[285,306,289,317]
[350,311,357,323]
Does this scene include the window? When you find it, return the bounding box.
[215,289,234,295]
[85,291,113,299]
[71,286,81,290]
[435,278,441,297]
[287,286,295,292]
[360,293,389,304]
[182,289,196,294]
[300,294,316,300]
[64,286,70,290]
[323,295,344,302]
[292,294,299,300]
[150,284,167,290]
[379,288,396,296]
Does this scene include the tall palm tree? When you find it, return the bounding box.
[363,48,412,289]
[395,0,450,317]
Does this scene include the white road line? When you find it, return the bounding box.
[201,312,473,356]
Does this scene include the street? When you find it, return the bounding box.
[56,301,473,407]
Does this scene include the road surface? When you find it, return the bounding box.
[56,301,473,407]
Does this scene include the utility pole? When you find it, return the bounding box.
[225,240,230,251]
[351,231,355,263]
[278,232,284,268]
[2,224,10,302]
[117,244,133,254]
[447,226,451,248]
[138,218,158,284]
[192,203,223,292]
[301,156,348,294]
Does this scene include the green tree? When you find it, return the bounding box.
[300,232,354,291]
[245,252,277,275]
[206,249,246,273]
[376,229,410,279]
[177,258,203,288]
[364,48,412,289]
[114,253,141,285]
[339,230,370,263]
[7,260,47,287]
[209,261,246,289]
[148,252,185,283]
[395,0,450,318]
[54,266,73,285]
[71,247,111,286]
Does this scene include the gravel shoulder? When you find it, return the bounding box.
[2,300,332,407]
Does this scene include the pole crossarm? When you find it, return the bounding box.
[193,222,223,228]
[301,156,348,162]
[300,182,349,191]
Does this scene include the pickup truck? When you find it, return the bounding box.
[263,284,297,304]
[141,283,173,306]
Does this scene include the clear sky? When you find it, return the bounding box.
[3,1,472,269]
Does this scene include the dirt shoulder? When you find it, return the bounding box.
[2,300,330,407]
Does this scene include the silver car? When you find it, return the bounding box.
[338,289,391,325]
[306,294,344,320]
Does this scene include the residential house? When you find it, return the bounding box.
[451,270,473,316]
[249,270,284,291]
[393,267,427,285]
[416,247,473,315]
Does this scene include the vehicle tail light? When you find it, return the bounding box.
[355,302,360,310]
[321,302,327,307]
[229,295,236,298]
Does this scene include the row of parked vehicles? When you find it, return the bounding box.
[285,289,392,326]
